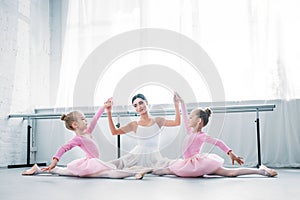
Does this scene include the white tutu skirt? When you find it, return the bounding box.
[67,157,116,177]
[109,145,171,169]
[169,153,224,177]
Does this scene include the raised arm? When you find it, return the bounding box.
[180,100,192,134]
[157,92,181,127]
[105,98,134,135]
[86,106,105,134]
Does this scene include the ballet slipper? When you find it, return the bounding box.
[135,172,146,180]
[259,165,278,177]
[22,164,39,175]
[134,167,154,179]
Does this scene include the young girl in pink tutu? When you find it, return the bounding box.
[22,99,145,179]
[153,96,278,178]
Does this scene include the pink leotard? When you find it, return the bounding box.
[53,107,116,176]
[169,103,231,177]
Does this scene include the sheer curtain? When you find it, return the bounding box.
[50,0,300,167]
[55,0,300,105]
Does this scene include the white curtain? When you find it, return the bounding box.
[49,0,300,167]
[55,0,300,105]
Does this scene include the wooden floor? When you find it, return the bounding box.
[0,167,298,200]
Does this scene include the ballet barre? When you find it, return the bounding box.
[8,103,275,168]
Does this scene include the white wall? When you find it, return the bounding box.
[0,0,51,167]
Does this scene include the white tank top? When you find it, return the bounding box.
[135,122,161,148]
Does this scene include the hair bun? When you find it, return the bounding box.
[61,114,67,121]
[205,108,212,118]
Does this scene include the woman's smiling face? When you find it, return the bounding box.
[132,98,148,114]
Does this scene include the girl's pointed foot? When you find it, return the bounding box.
[22,164,39,175]
[135,172,146,180]
[259,165,278,177]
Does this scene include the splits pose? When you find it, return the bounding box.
[104,93,181,170]
[22,102,145,179]
[153,96,278,178]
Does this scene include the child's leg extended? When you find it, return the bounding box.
[86,169,146,179]
[22,164,42,175]
[50,166,74,176]
[22,164,74,176]
[212,166,277,177]
[152,167,174,176]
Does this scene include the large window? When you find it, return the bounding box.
[55,0,300,107]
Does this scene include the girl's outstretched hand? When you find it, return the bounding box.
[228,151,244,165]
[104,97,113,112]
[41,158,58,172]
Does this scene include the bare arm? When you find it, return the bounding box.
[105,98,135,135]
[156,92,181,127]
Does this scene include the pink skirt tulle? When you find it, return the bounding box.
[67,158,117,177]
[169,153,224,177]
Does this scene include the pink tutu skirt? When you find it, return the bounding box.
[67,158,117,177]
[169,153,224,177]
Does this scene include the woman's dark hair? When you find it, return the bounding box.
[194,108,212,127]
[131,93,147,104]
